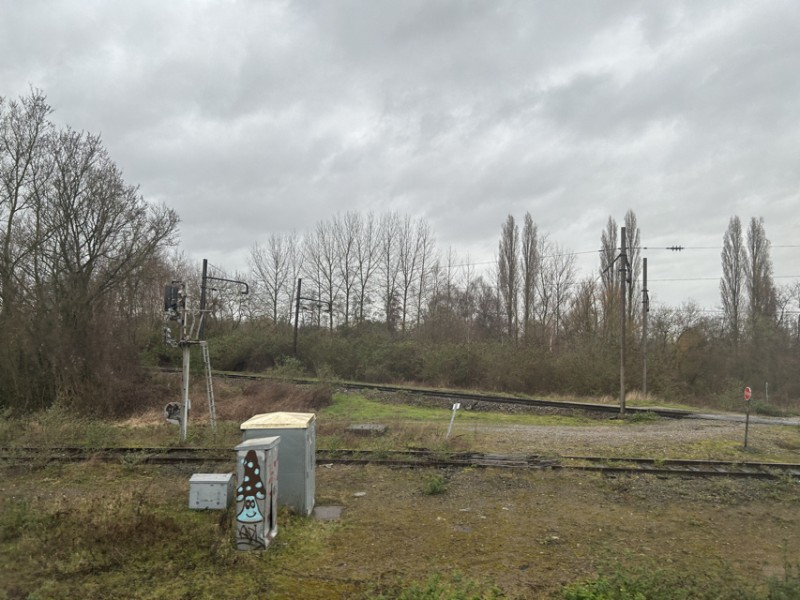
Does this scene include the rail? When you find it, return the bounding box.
[3,446,799,480]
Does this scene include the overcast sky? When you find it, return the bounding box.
[2,0,798,310]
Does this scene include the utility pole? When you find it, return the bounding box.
[292,277,331,356]
[294,278,302,356]
[176,282,191,442]
[199,259,208,340]
[642,257,649,399]
[164,264,248,442]
[619,226,628,416]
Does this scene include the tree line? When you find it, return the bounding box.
[0,91,179,413]
[206,205,797,405]
[1,90,798,414]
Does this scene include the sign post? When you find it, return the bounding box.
[743,387,752,449]
[446,403,461,439]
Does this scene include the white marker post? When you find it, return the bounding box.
[743,386,752,449]
[446,403,461,439]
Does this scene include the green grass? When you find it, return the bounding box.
[562,558,800,600]
[3,451,799,598]
[320,393,612,427]
[0,404,243,449]
[0,462,356,600]
[422,473,448,496]
[561,560,759,600]
[366,572,503,600]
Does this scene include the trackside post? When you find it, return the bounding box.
[743,386,752,449]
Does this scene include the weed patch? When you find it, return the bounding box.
[562,560,758,600]
[768,562,800,600]
[422,473,448,496]
[366,571,504,599]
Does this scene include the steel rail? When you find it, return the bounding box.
[3,446,799,479]
[0,446,230,465]
[160,367,693,419]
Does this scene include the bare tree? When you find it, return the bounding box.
[497,214,519,340]
[534,234,553,346]
[41,127,178,408]
[205,267,250,327]
[334,212,359,326]
[599,216,618,338]
[443,246,458,309]
[720,215,745,343]
[303,220,338,330]
[549,243,577,347]
[414,218,435,328]
[459,253,478,343]
[564,277,599,340]
[397,215,421,332]
[379,212,400,331]
[249,231,297,323]
[520,212,539,340]
[537,237,575,349]
[624,209,641,323]
[745,216,776,331]
[0,90,52,320]
[353,212,380,323]
[472,276,502,341]
[0,91,183,414]
[421,248,456,341]
[44,129,178,308]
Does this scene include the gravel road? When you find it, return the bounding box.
[463,416,799,458]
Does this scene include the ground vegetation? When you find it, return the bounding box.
[1,386,800,599]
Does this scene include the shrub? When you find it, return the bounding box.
[422,473,448,496]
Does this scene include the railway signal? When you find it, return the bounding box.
[164,266,248,441]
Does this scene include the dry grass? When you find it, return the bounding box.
[315,465,799,598]
[3,387,800,598]
[213,381,332,422]
[124,376,332,427]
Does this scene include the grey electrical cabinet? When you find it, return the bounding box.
[189,473,234,510]
[240,412,316,516]
[234,436,280,550]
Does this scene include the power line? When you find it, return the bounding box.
[648,303,800,316]
[640,244,800,251]
[652,275,800,282]
[443,241,797,272]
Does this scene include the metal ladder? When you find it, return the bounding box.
[200,341,217,432]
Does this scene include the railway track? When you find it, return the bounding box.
[0,446,231,465]
[170,368,694,419]
[3,446,799,480]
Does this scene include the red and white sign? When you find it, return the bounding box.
[744,387,752,401]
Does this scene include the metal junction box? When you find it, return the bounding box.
[240,412,316,516]
[189,473,234,510]
[234,436,280,550]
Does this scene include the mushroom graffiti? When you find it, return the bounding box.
[236,449,269,549]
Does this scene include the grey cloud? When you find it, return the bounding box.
[1,0,798,308]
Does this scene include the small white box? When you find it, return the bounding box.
[189,473,234,510]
